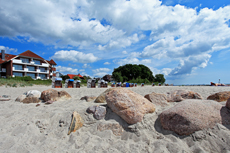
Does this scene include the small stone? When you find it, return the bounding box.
[0,95,11,101]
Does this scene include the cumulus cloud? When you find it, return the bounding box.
[122,51,127,54]
[169,54,211,76]
[52,50,99,63]
[56,66,78,74]
[116,57,151,66]
[1,0,230,79]
[0,46,17,53]
[92,68,111,77]
[82,64,91,68]
[104,62,110,65]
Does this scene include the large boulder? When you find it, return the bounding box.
[207,91,230,102]
[105,88,155,124]
[167,90,202,102]
[226,98,230,109]
[40,89,58,101]
[40,89,71,102]
[87,105,106,120]
[144,92,169,107]
[15,90,41,103]
[95,88,113,103]
[160,99,230,135]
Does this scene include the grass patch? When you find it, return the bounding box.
[0,76,52,87]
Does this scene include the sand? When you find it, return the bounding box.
[0,85,230,153]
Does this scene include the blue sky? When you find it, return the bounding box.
[1,0,230,85]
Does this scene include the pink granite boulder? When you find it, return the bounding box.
[160,99,230,135]
[144,92,169,107]
[105,88,155,124]
[207,91,230,102]
[167,90,202,102]
[40,89,71,102]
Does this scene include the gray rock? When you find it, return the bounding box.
[87,105,106,120]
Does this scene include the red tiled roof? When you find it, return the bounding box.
[47,59,57,65]
[67,74,84,79]
[19,50,44,60]
[0,53,17,64]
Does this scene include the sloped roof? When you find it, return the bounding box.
[67,74,84,79]
[47,59,57,65]
[0,53,17,64]
[19,50,44,60]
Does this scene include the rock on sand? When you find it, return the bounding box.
[105,88,155,124]
[160,99,230,135]
[167,90,202,102]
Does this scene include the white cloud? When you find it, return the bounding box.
[168,54,211,76]
[82,64,91,68]
[104,62,110,65]
[79,69,85,72]
[122,51,127,54]
[0,46,17,53]
[56,66,78,74]
[116,57,151,66]
[92,68,111,77]
[52,50,99,63]
[1,0,230,79]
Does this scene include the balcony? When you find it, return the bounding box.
[41,63,49,67]
[12,59,23,64]
[36,69,41,72]
[12,59,49,67]
[24,68,28,71]
[51,67,56,71]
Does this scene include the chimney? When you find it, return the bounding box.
[1,50,5,60]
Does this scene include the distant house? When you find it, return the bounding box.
[56,72,64,78]
[102,74,113,82]
[0,50,57,79]
[67,74,84,79]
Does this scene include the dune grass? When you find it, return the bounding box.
[0,77,52,87]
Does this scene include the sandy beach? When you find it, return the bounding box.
[1,85,230,153]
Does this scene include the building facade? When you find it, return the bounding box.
[0,50,56,79]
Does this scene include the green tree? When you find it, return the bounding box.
[112,72,123,82]
[155,74,165,84]
[61,75,70,81]
[112,64,155,82]
[73,76,80,80]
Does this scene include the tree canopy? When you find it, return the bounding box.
[112,64,155,82]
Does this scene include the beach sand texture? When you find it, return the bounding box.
[1,85,230,153]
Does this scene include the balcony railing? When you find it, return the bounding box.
[12,59,49,67]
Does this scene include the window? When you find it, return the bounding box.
[39,74,46,79]
[52,65,55,67]
[40,67,46,72]
[13,64,23,70]
[27,73,35,79]
[27,66,35,71]
[21,58,29,63]
[34,60,40,65]
[13,72,23,77]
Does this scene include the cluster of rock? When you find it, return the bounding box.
[159,90,230,135]
[13,87,230,136]
[15,89,71,104]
